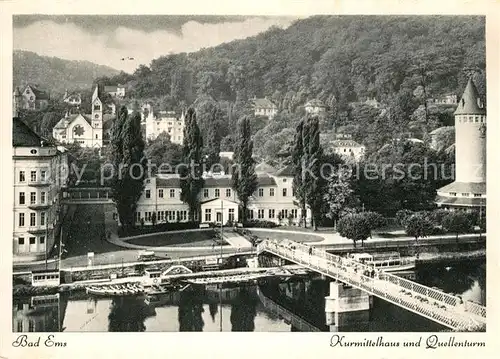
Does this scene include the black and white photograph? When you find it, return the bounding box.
[7,6,491,338]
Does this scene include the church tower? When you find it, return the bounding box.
[436,77,486,210]
[91,85,103,147]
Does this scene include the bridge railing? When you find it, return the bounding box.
[257,239,486,326]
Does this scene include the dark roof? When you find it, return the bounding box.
[156,177,181,188]
[13,118,42,147]
[437,181,486,194]
[454,78,486,115]
[26,85,50,100]
[274,164,294,177]
[435,195,486,207]
[200,198,239,205]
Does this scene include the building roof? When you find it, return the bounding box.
[25,84,50,100]
[305,99,325,108]
[253,98,277,109]
[156,174,277,188]
[255,162,277,174]
[435,195,486,207]
[200,198,239,205]
[13,118,43,147]
[53,114,93,129]
[454,78,486,115]
[429,126,454,136]
[104,85,118,93]
[273,164,294,177]
[437,181,486,195]
[331,139,364,148]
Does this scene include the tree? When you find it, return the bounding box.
[337,214,371,248]
[232,116,258,224]
[145,132,183,174]
[291,120,307,226]
[442,212,475,242]
[361,211,387,238]
[323,166,356,228]
[404,213,433,241]
[204,107,221,170]
[110,107,147,229]
[180,108,204,222]
[396,210,414,227]
[304,115,325,230]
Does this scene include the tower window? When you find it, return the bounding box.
[94,105,101,111]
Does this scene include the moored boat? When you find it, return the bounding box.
[348,252,416,271]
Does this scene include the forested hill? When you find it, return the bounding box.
[127,15,485,106]
[13,50,120,94]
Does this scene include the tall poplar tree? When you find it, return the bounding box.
[180,108,204,222]
[204,107,221,170]
[292,120,307,227]
[232,116,258,223]
[304,115,325,230]
[110,106,147,229]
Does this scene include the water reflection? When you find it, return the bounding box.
[12,259,486,332]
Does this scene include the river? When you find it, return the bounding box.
[12,259,485,332]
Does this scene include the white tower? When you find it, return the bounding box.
[436,78,486,210]
[91,86,103,147]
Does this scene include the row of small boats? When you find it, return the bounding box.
[86,283,144,296]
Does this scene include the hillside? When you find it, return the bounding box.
[13,50,120,95]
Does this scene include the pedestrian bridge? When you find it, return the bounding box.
[62,187,113,204]
[257,239,486,332]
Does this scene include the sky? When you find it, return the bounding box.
[13,15,298,73]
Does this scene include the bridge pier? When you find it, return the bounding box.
[324,281,371,331]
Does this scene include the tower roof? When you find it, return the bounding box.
[454,77,486,115]
[91,85,101,103]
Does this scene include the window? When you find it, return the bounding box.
[95,134,98,139]
[30,213,36,226]
[19,192,25,205]
[94,104,100,111]
[291,209,298,218]
[258,209,265,219]
[40,236,45,244]
[19,171,25,182]
[269,188,275,197]
[226,188,231,197]
[462,193,470,197]
[474,193,482,197]
[29,237,36,245]
[269,209,275,219]
[282,188,287,197]
[30,171,36,182]
[30,192,36,204]
[19,213,25,227]
[283,178,287,182]
[158,189,164,198]
[170,189,175,198]
[40,212,46,226]
[205,209,212,222]
[215,189,220,198]
[167,211,175,221]
[41,171,46,182]
[203,189,209,198]
[18,237,24,245]
[248,210,254,220]
[258,188,264,197]
[228,208,235,222]
[41,192,46,204]
[449,192,457,196]
[145,190,151,199]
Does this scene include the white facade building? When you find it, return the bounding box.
[144,105,185,145]
[13,118,68,261]
[304,99,326,115]
[322,134,365,162]
[252,98,278,119]
[129,166,311,227]
[52,86,104,148]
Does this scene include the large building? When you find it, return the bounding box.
[321,133,366,162]
[52,86,105,148]
[304,99,326,115]
[252,97,278,119]
[129,167,311,227]
[144,104,185,145]
[13,118,68,261]
[104,84,126,98]
[13,85,50,112]
[436,78,486,210]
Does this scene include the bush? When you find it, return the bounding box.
[396,209,414,227]
[245,220,279,228]
[428,209,450,226]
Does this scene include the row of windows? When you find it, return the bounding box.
[448,192,483,197]
[248,208,299,220]
[18,170,47,183]
[18,212,47,227]
[17,236,45,245]
[457,116,486,123]
[145,186,293,200]
[134,210,192,223]
[19,191,47,205]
